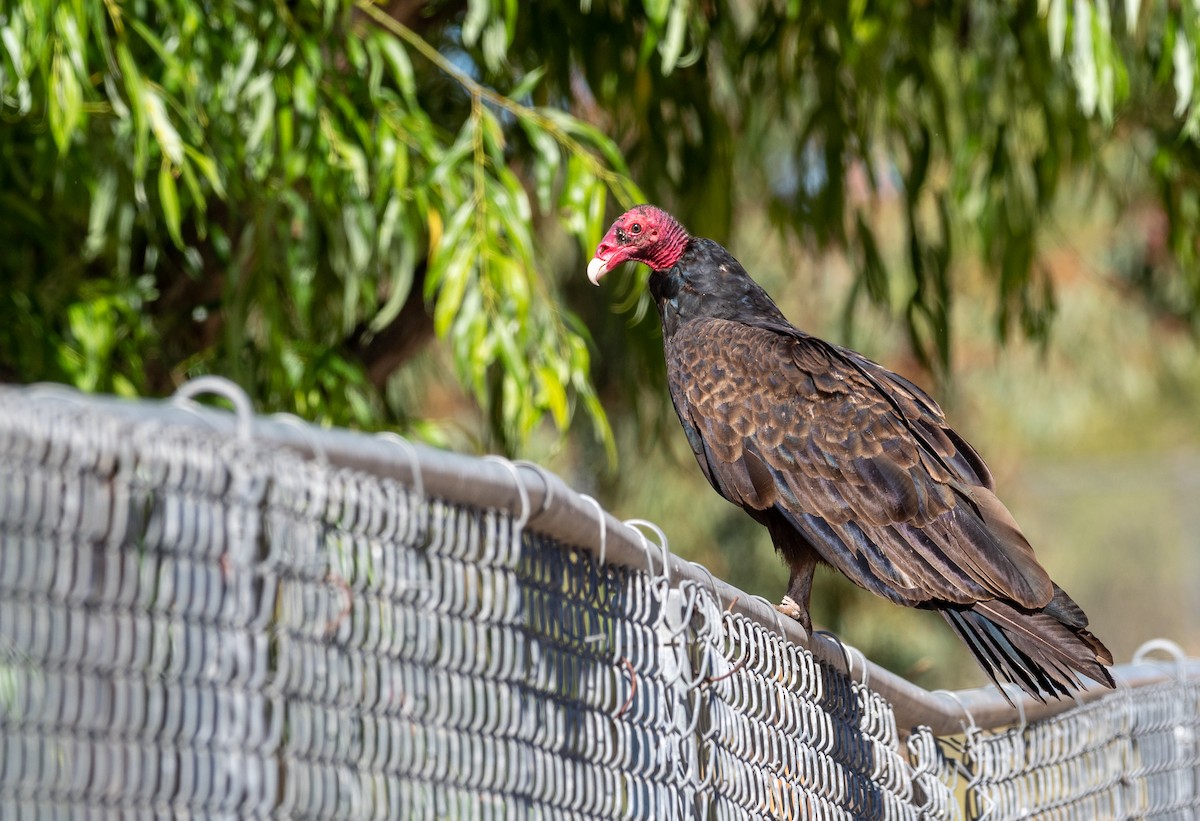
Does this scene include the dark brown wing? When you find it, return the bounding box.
[665,317,1054,610]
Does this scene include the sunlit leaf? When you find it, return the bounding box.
[432,240,477,336]
[645,0,669,27]
[229,34,258,97]
[0,25,32,114]
[537,364,569,429]
[376,35,416,104]
[1047,0,1067,60]
[1174,28,1194,118]
[178,155,205,219]
[482,19,509,72]
[1071,0,1098,116]
[463,0,490,46]
[1125,0,1140,34]
[127,19,180,77]
[293,63,316,116]
[660,0,689,74]
[49,45,82,151]
[244,74,276,155]
[183,145,226,199]
[144,87,184,166]
[158,162,183,248]
[509,65,545,100]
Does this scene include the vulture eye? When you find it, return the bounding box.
[629,222,642,235]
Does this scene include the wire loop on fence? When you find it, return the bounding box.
[1132,637,1189,684]
[514,459,556,517]
[814,629,865,687]
[687,560,723,612]
[853,644,870,691]
[623,519,672,586]
[578,494,607,568]
[998,684,1028,734]
[934,689,979,735]
[484,455,531,532]
[374,431,426,502]
[267,412,329,465]
[623,521,671,620]
[749,594,787,638]
[172,376,254,441]
[373,431,430,554]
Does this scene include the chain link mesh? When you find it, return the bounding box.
[0,387,1194,819]
[957,680,1200,819]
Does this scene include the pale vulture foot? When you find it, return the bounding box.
[776,595,804,622]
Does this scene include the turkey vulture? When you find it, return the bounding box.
[588,205,1114,701]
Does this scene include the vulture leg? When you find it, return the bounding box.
[762,509,819,633]
[776,552,818,634]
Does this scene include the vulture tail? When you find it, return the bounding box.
[940,585,1115,703]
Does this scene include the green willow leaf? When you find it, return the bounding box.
[158,162,183,248]
[48,46,82,151]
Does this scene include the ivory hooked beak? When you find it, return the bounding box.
[586,256,610,286]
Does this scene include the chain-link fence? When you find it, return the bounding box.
[0,382,1196,819]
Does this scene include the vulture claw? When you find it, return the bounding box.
[776,595,804,622]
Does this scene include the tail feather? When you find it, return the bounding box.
[944,609,1050,699]
[940,586,1114,703]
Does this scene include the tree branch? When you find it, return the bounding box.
[347,261,434,389]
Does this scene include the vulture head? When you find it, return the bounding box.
[587,204,690,284]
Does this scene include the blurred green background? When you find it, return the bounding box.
[2,0,1198,690]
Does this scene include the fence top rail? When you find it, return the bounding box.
[5,381,1196,736]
